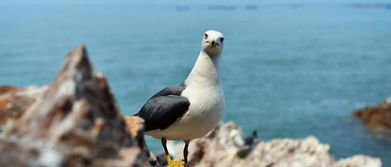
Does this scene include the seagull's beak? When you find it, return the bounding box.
[207,39,219,48]
[211,40,217,48]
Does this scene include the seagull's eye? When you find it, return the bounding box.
[204,34,208,39]
[220,37,224,43]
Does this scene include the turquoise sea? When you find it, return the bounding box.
[1,0,391,165]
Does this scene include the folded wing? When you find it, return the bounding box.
[135,85,190,131]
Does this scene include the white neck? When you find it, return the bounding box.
[185,51,221,88]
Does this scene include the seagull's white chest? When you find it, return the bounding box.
[181,85,224,124]
[146,85,224,140]
[173,86,224,140]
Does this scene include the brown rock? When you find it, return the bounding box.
[0,138,41,167]
[0,45,158,167]
[0,85,46,125]
[353,98,391,131]
[124,116,145,147]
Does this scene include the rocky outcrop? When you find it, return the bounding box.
[169,122,381,167]
[0,45,157,167]
[353,98,391,131]
[334,155,382,167]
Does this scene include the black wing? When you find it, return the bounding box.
[135,84,190,131]
[150,83,186,98]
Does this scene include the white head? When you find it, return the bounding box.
[201,30,224,56]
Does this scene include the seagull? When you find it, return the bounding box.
[135,30,225,166]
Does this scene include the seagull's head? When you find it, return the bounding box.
[201,30,224,56]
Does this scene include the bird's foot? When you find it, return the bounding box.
[166,155,186,167]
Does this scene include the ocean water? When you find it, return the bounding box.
[1,0,391,165]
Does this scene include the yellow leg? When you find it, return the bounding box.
[166,155,185,167]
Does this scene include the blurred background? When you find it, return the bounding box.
[1,0,391,165]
